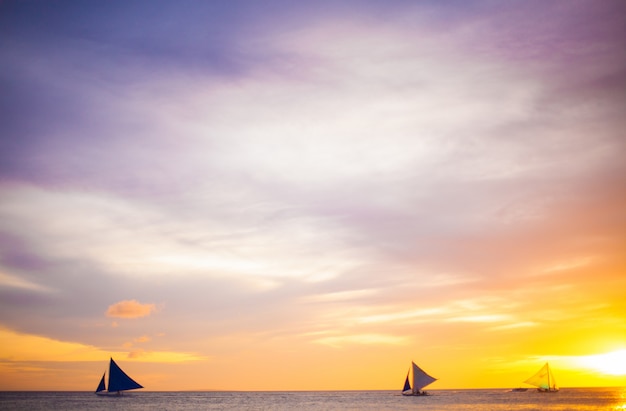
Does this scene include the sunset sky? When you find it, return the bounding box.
[1,0,625,391]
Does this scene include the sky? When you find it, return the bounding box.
[0,0,625,391]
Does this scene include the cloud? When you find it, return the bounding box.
[126,348,208,363]
[106,300,157,319]
[0,327,106,362]
[0,327,205,363]
[0,270,55,293]
[0,0,624,390]
[313,333,409,348]
[123,335,152,349]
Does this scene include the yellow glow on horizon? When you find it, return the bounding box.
[575,349,626,376]
[0,328,205,363]
[0,328,105,362]
[126,349,208,363]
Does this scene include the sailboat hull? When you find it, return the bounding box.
[94,358,143,395]
[401,361,437,397]
[95,391,122,396]
[524,362,559,393]
[402,391,429,396]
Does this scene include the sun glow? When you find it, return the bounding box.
[576,349,626,376]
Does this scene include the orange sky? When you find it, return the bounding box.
[1,0,625,391]
[1,326,625,390]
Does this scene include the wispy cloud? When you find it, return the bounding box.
[313,333,410,348]
[106,300,157,319]
[126,349,207,363]
[0,0,624,390]
[0,327,203,363]
[0,271,55,293]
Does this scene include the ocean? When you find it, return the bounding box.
[0,388,624,410]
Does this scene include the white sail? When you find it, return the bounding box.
[411,362,437,392]
[524,362,558,392]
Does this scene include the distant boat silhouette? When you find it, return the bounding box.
[401,361,437,396]
[95,358,143,396]
[524,362,559,392]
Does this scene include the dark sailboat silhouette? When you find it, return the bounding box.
[402,361,437,396]
[95,358,143,396]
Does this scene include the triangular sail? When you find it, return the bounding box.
[524,362,558,391]
[95,373,106,393]
[107,358,143,392]
[549,366,557,390]
[412,362,437,392]
[402,369,411,392]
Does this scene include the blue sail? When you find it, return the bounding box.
[95,373,106,393]
[107,358,143,392]
[402,369,411,392]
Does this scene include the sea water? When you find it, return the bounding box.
[0,388,624,410]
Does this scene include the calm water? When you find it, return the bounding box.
[0,388,624,410]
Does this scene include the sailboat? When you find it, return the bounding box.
[401,361,437,396]
[95,358,144,396]
[524,362,559,392]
